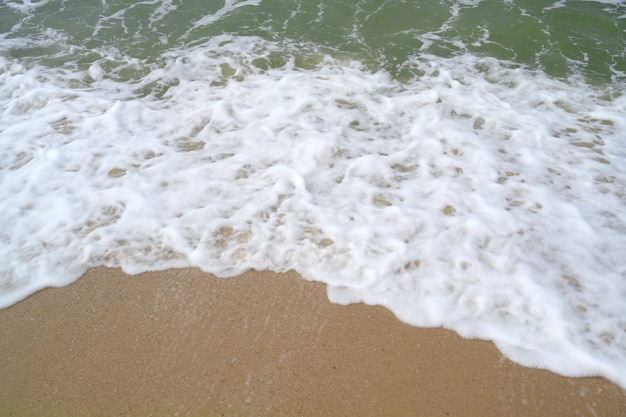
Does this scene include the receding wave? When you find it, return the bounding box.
[1,0,625,390]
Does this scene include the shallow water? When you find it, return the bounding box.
[1,0,625,388]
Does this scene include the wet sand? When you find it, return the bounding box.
[1,267,624,416]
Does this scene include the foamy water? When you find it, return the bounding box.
[1,0,625,389]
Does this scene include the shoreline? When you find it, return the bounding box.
[1,267,624,416]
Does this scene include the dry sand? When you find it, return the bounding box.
[1,267,624,416]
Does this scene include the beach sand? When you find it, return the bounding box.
[1,267,624,416]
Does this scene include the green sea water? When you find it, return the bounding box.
[1,0,624,85]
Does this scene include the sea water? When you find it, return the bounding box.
[1,0,625,388]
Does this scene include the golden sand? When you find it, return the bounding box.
[1,267,624,416]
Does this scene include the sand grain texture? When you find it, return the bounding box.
[1,267,624,416]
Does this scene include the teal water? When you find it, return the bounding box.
[1,0,624,84]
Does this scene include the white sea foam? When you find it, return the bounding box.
[3,0,55,13]
[185,0,263,35]
[1,35,625,388]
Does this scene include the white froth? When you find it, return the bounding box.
[187,0,263,33]
[1,36,625,388]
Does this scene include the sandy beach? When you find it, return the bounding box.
[0,267,624,416]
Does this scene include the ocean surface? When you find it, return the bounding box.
[1,0,625,388]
